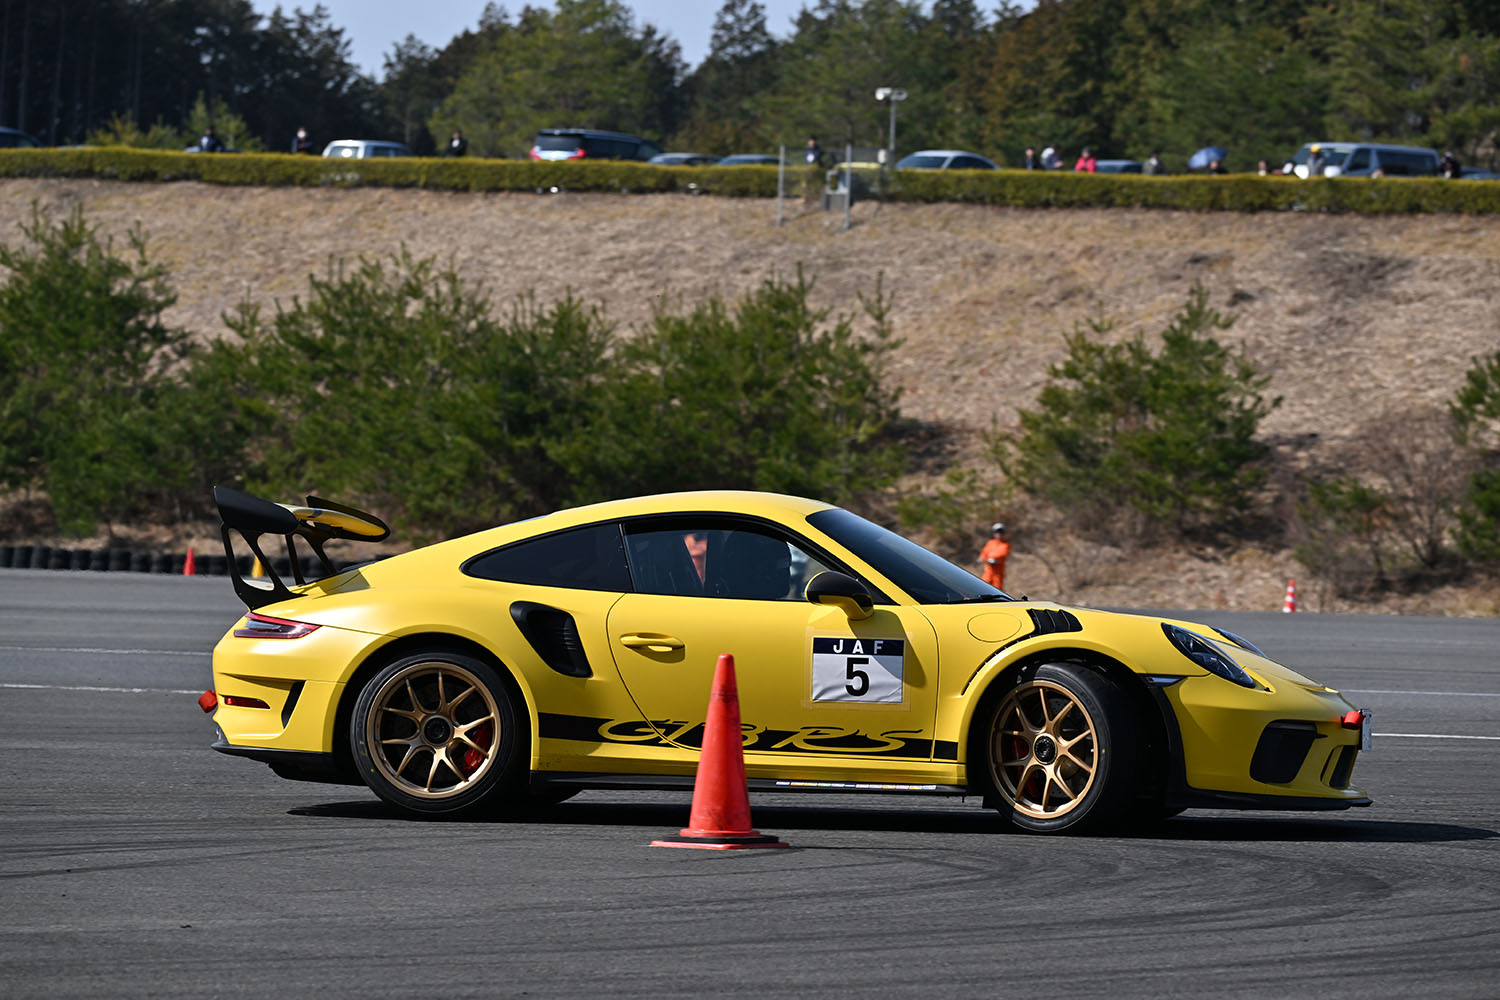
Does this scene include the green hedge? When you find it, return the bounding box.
[3,147,1499,213]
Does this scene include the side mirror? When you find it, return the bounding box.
[805,571,874,621]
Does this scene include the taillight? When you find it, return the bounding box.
[234,612,320,639]
[572,149,586,159]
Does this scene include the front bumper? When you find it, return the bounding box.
[1148,674,1370,810]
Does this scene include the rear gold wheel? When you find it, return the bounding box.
[351,651,521,816]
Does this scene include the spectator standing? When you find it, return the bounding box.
[1074,147,1096,173]
[445,130,468,157]
[1306,144,1325,178]
[290,126,313,155]
[1143,151,1166,175]
[1257,159,1269,175]
[1441,150,1461,178]
[1208,158,1228,174]
[1022,146,1037,170]
[1040,145,1060,170]
[805,136,824,167]
[976,523,1011,590]
[198,126,225,153]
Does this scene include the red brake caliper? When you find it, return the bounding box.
[462,723,493,775]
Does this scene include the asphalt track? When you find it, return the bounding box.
[2,569,1497,998]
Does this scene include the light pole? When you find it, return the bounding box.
[874,87,907,166]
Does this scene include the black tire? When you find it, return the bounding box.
[350,650,524,817]
[977,661,1140,834]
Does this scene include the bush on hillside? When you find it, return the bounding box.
[1452,348,1500,567]
[0,206,199,534]
[218,254,906,537]
[591,270,905,507]
[998,285,1278,541]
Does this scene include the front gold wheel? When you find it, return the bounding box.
[982,663,1137,833]
[990,679,1099,820]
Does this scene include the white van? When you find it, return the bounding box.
[321,139,413,159]
[1285,141,1438,178]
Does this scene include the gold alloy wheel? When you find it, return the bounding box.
[989,678,1100,820]
[364,661,500,799]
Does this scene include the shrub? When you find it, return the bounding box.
[589,270,905,506]
[1452,348,1500,567]
[999,285,1277,540]
[6,148,1500,214]
[0,206,197,534]
[218,255,906,537]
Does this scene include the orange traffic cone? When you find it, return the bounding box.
[651,653,789,850]
[183,546,197,576]
[1282,579,1298,613]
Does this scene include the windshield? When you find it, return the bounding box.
[807,508,1011,605]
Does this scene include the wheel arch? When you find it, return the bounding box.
[333,631,536,777]
[961,647,1170,803]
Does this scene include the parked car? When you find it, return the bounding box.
[0,126,41,148]
[1331,143,1439,178]
[530,129,662,162]
[1460,168,1500,181]
[715,153,785,166]
[649,152,716,166]
[895,149,998,170]
[322,139,413,159]
[204,486,1372,833]
[1095,159,1144,174]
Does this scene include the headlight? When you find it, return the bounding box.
[1162,623,1257,688]
[1213,627,1265,657]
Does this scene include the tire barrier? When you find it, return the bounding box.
[0,544,359,576]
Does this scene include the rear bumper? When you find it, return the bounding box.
[212,740,360,785]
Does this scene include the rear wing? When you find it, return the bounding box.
[213,485,389,610]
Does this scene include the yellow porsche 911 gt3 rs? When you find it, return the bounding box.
[203,486,1371,833]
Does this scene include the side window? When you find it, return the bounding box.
[1345,148,1371,172]
[465,523,631,591]
[952,156,986,169]
[624,521,837,600]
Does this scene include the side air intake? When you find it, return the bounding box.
[1027,608,1083,635]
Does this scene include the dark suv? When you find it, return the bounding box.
[529,129,662,162]
[0,126,41,148]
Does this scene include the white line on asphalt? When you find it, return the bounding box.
[1374,733,1500,741]
[1345,688,1500,697]
[0,645,205,657]
[1,682,201,695]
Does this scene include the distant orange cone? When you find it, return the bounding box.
[651,653,789,850]
[1282,579,1298,613]
[183,547,197,576]
[251,557,265,578]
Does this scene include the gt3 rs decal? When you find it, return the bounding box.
[537,712,934,758]
[810,636,904,703]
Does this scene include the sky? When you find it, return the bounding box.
[247,1,828,79]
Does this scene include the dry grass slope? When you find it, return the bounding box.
[4,179,1498,614]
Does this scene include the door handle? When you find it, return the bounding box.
[618,632,685,652]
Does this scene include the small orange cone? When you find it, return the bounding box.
[652,653,789,850]
[1282,579,1298,613]
[183,546,197,576]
